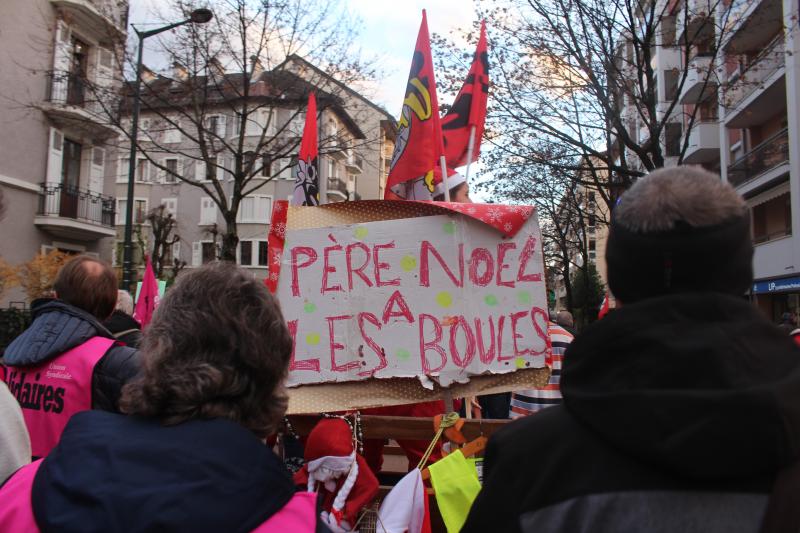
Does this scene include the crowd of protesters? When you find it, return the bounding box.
[1,166,799,532]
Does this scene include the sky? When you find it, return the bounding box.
[128,0,480,117]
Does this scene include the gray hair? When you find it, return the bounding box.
[556,310,574,328]
[115,290,134,315]
[614,167,746,232]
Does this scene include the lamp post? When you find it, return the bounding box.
[121,8,213,291]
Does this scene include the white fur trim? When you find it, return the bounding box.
[331,457,359,516]
[307,451,355,492]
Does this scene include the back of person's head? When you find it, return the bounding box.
[115,290,134,315]
[119,262,292,438]
[54,256,118,319]
[556,310,574,328]
[606,166,751,303]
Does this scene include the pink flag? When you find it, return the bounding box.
[134,256,159,329]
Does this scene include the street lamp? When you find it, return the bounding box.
[121,8,214,291]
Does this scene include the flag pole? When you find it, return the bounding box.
[440,154,450,201]
[464,124,477,182]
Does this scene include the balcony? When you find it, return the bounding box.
[722,0,783,54]
[724,37,786,128]
[327,177,349,202]
[345,154,364,173]
[42,71,117,138]
[682,120,720,164]
[35,183,116,240]
[678,54,717,104]
[676,0,715,44]
[727,127,789,188]
[650,46,681,73]
[50,0,126,39]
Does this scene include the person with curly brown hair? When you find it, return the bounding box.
[0,263,325,532]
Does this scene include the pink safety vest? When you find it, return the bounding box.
[2,337,115,458]
[0,460,318,532]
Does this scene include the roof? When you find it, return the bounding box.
[122,67,365,139]
[279,54,398,125]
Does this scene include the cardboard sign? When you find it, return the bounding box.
[274,203,549,388]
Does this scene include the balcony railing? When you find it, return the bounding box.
[38,183,115,227]
[724,36,784,112]
[727,127,789,187]
[327,177,349,199]
[46,71,88,106]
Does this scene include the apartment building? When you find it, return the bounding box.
[116,60,386,281]
[552,159,612,313]
[0,0,126,305]
[614,0,800,322]
[281,55,397,200]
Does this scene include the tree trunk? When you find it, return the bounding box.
[220,215,239,262]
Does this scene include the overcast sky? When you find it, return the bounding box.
[128,0,479,117]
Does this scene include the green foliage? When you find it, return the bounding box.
[570,262,604,327]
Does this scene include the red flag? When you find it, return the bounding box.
[133,256,159,329]
[598,291,610,320]
[292,93,319,206]
[385,10,445,199]
[442,20,489,168]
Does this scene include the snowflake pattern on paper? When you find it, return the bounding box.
[272,222,286,238]
[486,208,502,222]
[504,222,514,232]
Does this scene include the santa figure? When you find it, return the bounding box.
[294,418,379,532]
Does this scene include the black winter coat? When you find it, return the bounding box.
[2,299,141,412]
[463,292,800,533]
[103,310,143,349]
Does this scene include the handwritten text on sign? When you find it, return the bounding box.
[277,212,549,387]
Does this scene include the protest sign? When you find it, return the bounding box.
[270,200,550,392]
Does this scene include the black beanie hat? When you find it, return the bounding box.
[605,212,753,304]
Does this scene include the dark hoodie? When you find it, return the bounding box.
[463,292,800,533]
[30,411,326,533]
[3,299,140,411]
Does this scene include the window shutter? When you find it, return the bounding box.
[195,160,206,182]
[217,115,227,137]
[89,146,104,194]
[46,128,64,184]
[192,242,201,266]
[173,241,181,261]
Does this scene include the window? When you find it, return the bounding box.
[206,115,226,137]
[752,192,792,244]
[240,240,253,265]
[665,123,682,157]
[200,197,217,225]
[261,153,273,177]
[116,199,147,225]
[258,241,268,266]
[589,239,596,252]
[164,158,178,182]
[161,198,177,216]
[207,156,217,180]
[136,158,149,182]
[244,151,257,176]
[237,195,272,223]
[201,242,216,263]
[134,199,148,224]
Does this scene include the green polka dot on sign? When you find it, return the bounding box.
[442,220,457,235]
[401,255,417,272]
[517,290,532,305]
[305,332,320,346]
[303,302,317,314]
[515,357,526,369]
[436,291,453,308]
[396,348,411,361]
[484,294,498,306]
[353,226,369,240]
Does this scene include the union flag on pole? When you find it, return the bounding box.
[292,93,319,206]
[442,20,489,168]
[384,10,445,199]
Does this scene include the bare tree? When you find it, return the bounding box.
[78,0,377,261]
[145,205,183,279]
[435,0,737,211]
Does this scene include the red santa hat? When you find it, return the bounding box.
[294,418,379,532]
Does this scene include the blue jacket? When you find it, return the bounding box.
[3,299,140,411]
